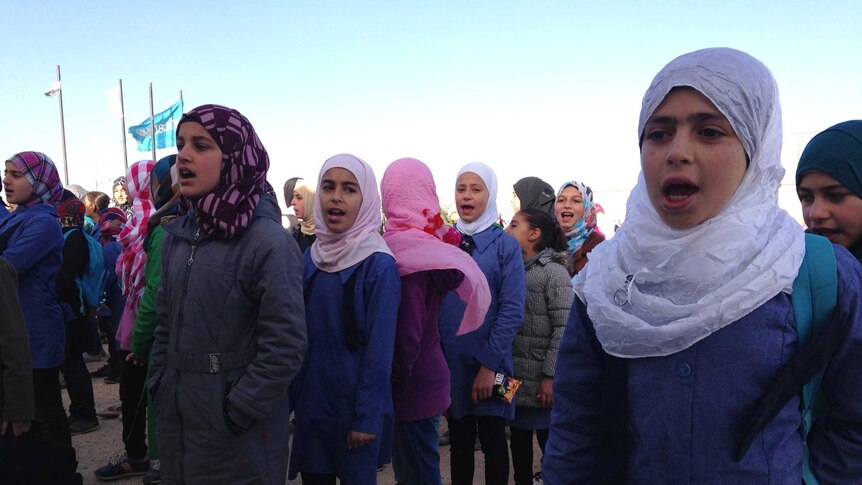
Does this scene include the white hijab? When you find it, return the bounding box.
[454,162,499,236]
[310,154,392,273]
[573,47,805,358]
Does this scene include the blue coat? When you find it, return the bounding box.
[289,252,400,484]
[0,204,65,369]
[439,225,526,420]
[543,245,862,484]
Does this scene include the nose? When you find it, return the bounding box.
[806,196,830,224]
[666,132,693,165]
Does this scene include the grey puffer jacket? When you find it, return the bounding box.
[148,194,307,484]
[511,248,573,408]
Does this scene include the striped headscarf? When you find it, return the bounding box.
[116,160,155,307]
[177,104,272,240]
[144,154,180,249]
[6,151,64,207]
[57,189,86,229]
[557,180,601,255]
[99,207,127,243]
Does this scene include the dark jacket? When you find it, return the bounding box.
[148,194,307,484]
[0,258,34,424]
[568,230,605,276]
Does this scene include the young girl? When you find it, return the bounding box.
[291,178,317,254]
[439,162,526,485]
[796,119,862,262]
[554,180,604,276]
[504,208,573,485]
[542,48,862,483]
[112,176,133,220]
[381,157,490,485]
[288,154,400,485]
[0,152,69,447]
[148,104,307,483]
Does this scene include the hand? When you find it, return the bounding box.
[1,420,31,436]
[125,352,146,366]
[471,366,496,404]
[347,431,375,449]
[537,377,554,407]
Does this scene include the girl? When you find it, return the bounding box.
[288,154,400,485]
[543,47,862,483]
[148,104,307,484]
[381,157,490,485]
[554,180,604,276]
[283,176,301,232]
[291,178,317,253]
[439,162,526,485]
[504,208,573,485]
[512,176,556,217]
[0,152,69,447]
[112,175,133,219]
[796,120,862,262]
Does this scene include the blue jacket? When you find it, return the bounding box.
[0,204,66,369]
[289,251,400,483]
[543,245,862,484]
[439,225,526,420]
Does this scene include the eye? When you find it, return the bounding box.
[797,192,813,204]
[699,127,724,139]
[645,129,670,142]
[826,192,847,204]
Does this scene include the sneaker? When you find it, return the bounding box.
[69,418,100,436]
[94,453,149,481]
[104,371,121,385]
[141,462,161,484]
[96,404,122,419]
[90,364,114,378]
[439,429,450,446]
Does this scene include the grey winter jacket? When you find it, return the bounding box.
[148,194,307,484]
[511,248,573,408]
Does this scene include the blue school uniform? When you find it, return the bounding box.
[0,204,66,369]
[439,225,526,420]
[543,245,862,484]
[288,252,400,484]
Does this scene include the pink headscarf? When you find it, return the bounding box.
[310,154,392,273]
[115,159,155,350]
[381,158,490,336]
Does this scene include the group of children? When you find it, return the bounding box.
[1,46,861,485]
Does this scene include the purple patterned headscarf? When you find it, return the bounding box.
[6,151,64,207]
[177,104,272,240]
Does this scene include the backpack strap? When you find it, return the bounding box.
[793,234,837,485]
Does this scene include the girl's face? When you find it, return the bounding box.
[3,162,34,205]
[641,87,747,230]
[176,122,223,200]
[455,172,489,223]
[505,211,540,258]
[555,186,585,232]
[797,171,862,250]
[113,185,128,204]
[320,167,362,233]
[511,190,521,213]
[291,190,306,220]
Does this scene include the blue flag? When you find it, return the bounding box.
[128,100,183,151]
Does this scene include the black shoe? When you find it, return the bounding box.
[69,418,100,436]
[90,364,113,378]
[94,453,149,481]
[142,463,161,484]
[103,370,121,384]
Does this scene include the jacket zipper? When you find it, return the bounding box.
[175,227,200,479]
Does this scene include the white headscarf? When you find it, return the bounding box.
[310,154,392,273]
[573,47,805,358]
[454,162,499,236]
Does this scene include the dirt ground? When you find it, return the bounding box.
[70,357,541,484]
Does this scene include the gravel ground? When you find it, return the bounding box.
[70,357,539,484]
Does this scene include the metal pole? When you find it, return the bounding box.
[119,79,128,171]
[148,82,156,162]
[56,65,69,185]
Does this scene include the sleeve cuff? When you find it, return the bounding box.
[475,346,504,372]
[351,414,383,434]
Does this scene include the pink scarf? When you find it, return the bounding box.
[381,158,490,336]
[115,159,155,350]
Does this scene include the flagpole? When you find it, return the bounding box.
[56,65,69,185]
[119,79,128,171]
[148,82,156,162]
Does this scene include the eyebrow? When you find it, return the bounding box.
[797,183,847,192]
[646,112,727,125]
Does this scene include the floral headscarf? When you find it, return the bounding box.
[6,151,64,208]
[177,104,272,240]
[57,189,86,229]
[557,180,601,255]
[112,176,133,219]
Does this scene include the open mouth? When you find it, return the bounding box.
[178,167,196,181]
[661,178,699,210]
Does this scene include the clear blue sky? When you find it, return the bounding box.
[2,0,860,227]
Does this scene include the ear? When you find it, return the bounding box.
[527,227,541,243]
